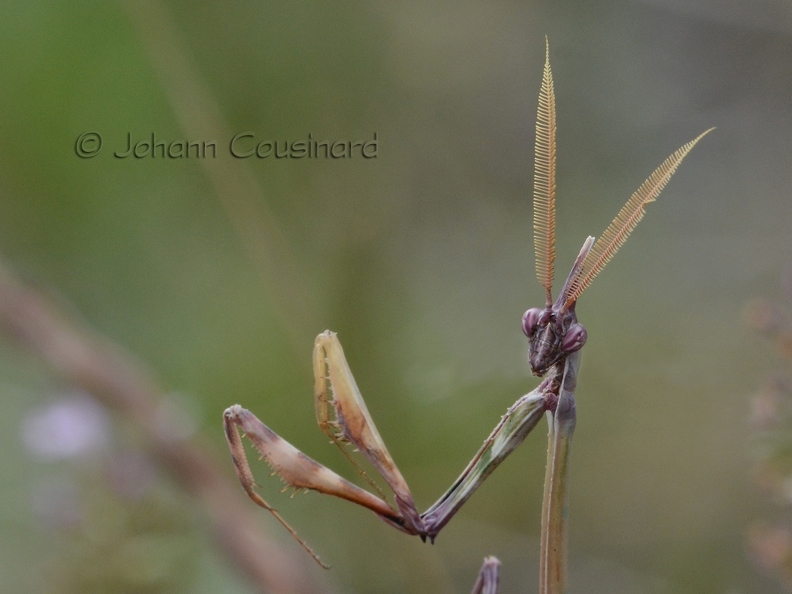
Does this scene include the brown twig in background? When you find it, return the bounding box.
[0,259,326,594]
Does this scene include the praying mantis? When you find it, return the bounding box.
[223,41,712,593]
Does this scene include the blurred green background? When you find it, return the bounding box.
[1,0,790,592]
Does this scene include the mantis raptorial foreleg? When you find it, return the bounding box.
[224,330,558,562]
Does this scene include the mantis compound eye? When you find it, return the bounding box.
[522,308,543,337]
[561,323,587,353]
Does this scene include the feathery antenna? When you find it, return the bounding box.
[564,127,714,306]
[534,37,557,307]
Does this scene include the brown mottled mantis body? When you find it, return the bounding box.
[224,41,712,593]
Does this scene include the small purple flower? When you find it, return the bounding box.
[21,392,110,460]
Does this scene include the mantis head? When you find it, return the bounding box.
[527,41,711,377]
[522,305,587,377]
[522,236,592,377]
